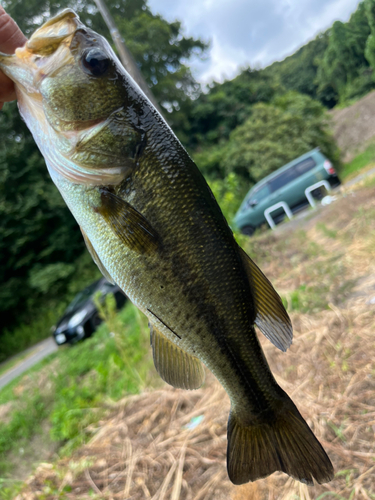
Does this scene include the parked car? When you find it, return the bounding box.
[51,278,127,345]
[233,148,341,235]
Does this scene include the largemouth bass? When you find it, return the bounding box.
[0,10,333,485]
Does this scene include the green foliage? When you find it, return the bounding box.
[2,0,207,117]
[207,173,248,245]
[0,308,61,364]
[365,0,375,68]
[0,102,90,331]
[176,69,279,149]
[260,1,375,108]
[2,0,375,361]
[113,10,207,116]
[0,0,206,344]
[341,141,375,179]
[317,3,373,103]
[264,33,331,103]
[0,480,23,500]
[341,67,375,103]
[221,92,341,183]
[0,251,101,363]
[28,263,76,294]
[282,253,356,314]
[0,302,151,475]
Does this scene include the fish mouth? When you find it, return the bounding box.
[25,9,82,55]
[0,9,82,90]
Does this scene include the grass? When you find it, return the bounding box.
[2,162,375,499]
[0,297,152,485]
[281,255,356,314]
[0,252,102,364]
[10,181,375,500]
[0,307,64,364]
[340,141,375,180]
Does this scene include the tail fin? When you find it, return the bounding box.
[227,406,334,485]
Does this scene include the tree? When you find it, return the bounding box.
[317,2,372,102]
[176,69,279,151]
[0,103,87,329]
[0,0,207,333]
[2,0,207,116]
[264,33,331,104]
[365,0,375,69]
[221,92,341,183]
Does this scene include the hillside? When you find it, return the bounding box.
[10,175,375,500]
[330,90,375,161]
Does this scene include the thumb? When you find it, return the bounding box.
[0,6,27,53]
[0,7,27,108]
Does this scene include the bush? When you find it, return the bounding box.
[222,91,342,183]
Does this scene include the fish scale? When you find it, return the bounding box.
[0,8,334,486]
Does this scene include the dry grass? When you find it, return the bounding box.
[14,184,375,500]
[15,376,231,500]
[330,90,375,161]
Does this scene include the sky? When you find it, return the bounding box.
[147,0,362,84]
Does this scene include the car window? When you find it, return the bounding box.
[98,282,117,295]
[66,282,98,313]
[294,157,316,175]
[268,167,298,193]
[248,184,270,205]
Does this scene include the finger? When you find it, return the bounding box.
[0,6,27,104]
[0,6,27,53]
[0,69,17,102]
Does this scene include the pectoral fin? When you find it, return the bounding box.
[96,189,158,253]
[80,227,115,285]
[149,322,205,390]
[239,247,292,352]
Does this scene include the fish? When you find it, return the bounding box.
[0,9,334,485]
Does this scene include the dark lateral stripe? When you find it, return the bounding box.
[147,308,182,339]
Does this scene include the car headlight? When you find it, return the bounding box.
[68,309,88,329]
[55,333,67,344]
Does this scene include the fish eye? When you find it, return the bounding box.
[81,48,110,77]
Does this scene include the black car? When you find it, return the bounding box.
[52,278,127,345]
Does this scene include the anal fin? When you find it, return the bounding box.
[239,247,292,352]
[80,227,115,284]
[149,322,205,390]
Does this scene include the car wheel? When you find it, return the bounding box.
[241,225,255,236]
[329,176,341,188]
[90,313,102,331]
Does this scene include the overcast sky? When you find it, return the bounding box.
[147,0,361,85]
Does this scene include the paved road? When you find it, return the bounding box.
[0,337,58,390]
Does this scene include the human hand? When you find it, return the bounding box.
[0,6,27,110]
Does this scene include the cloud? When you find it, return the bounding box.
[147,0,361,83]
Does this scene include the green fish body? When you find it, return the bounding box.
[0,10,333,485]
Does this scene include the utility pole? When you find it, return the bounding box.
[93,0,163,115]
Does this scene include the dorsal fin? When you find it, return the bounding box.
[239,247,292,352]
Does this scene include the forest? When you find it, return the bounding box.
[1,0,374,359]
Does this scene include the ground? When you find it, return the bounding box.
[330,90,375,162]
[8,174,375,500]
